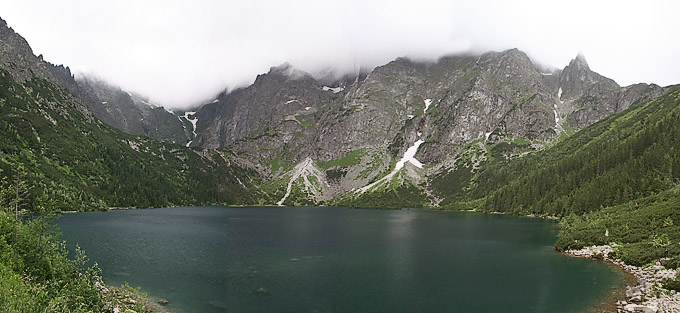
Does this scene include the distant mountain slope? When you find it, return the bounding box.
[0,66,262,210]
[196,49,663,158]
[175,49,663,205]
[1,15,675,211]
[76,75,192,144]
[455,86,680,215]
[0,17,191,145]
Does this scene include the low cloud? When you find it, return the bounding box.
[1,0,679,109]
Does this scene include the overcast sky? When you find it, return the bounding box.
[1,0,679,109]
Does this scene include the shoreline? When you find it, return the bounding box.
[99,282,176,313]
[68,207,658,313]
[566,245,680,312]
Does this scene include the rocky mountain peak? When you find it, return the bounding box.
[554,52,663,130]
[0,17,41,81]
[563,52,590,75]
[574,52,589,69]
[558,52,617,90]
[2,22,67,84]
[563,53,590,74]
[502,47,526,58]
[265,63,315,81]
[479,48,530,63]
[476,48,538,76]
[194,60,336,150]
[249,63,322,95]
[268,62,293,75]
[0,16,91,117]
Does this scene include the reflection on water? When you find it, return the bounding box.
[57,207,625,313]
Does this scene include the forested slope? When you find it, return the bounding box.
[459,87,680,216]
[0,68,263,211]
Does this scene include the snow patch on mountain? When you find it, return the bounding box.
[424,99,432,113]
[558,87,564,104]
[322,86,344,93]
[357,139,424,194]
[184,111,198,138]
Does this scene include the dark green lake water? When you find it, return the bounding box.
[56,206,624,313]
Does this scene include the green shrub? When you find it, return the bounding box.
[662,257,680,269]
[663,274,680,292]
[618,242,663,266]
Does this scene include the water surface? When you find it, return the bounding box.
[56,206,624,313]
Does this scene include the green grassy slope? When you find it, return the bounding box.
[458,87,680,216]
[0,69,264,211]
[428,87,680,268]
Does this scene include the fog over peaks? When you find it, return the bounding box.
[0,0,679,109]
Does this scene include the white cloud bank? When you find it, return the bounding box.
[1,0,679,109]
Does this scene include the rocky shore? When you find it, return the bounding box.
[566,245,680,313]
[90,277,174,313]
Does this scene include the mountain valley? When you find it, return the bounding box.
[1,16,676,211]
[2,11,680,313]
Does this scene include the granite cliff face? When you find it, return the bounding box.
[180,48,664,204]
[0,15,668,206]
[195,63,336,149]
[0,17,191,145]
[76,76,192,145]
[0,17,91,118]
[195,49,663,164]
[556,54,664,128]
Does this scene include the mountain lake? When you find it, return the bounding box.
[55,206,626,313]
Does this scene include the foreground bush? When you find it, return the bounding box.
[0,202,156,312]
